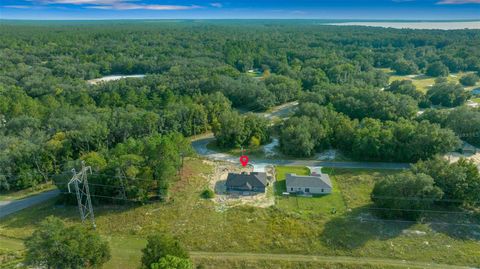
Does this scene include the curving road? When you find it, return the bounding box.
[191,134,411,170]
[0,189,60,219]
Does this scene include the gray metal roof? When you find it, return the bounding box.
[286,173,332,189]
[226,172,267,189]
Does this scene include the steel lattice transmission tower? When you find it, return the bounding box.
[68,161,96,228]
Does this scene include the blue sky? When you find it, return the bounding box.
[1,0,480,20]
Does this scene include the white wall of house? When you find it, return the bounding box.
[286,185,332,194]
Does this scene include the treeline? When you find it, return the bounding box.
[58,133,193,202]
[307,86,418,121]
[1,21,480,193]
[213,111,270,149]
[2,22,480,109]
[372,156,480,220]
[419,106,480,147]
[278,103,460,161]
[0,82,234,197]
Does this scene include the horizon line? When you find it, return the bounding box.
[2,18,480,21]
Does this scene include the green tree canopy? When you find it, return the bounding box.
[141,234,189,269]
[150,255,193,269]
[412,156,480,206]
[25,216,111,269]
[386,80,424,100]
[392,60,418,75]
[459,73,479,86]
[427,81,470,107]
[371,172,443,220]
[426,61,449,77]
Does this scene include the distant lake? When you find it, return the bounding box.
[329,21,480,30]
[87,74,145,85]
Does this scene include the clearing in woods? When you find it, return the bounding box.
[0,159,479,269]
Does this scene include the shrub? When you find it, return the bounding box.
[201,188,215,199]
[141,234,189,269]
[460,73,479,86]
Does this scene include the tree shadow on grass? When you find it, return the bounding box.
[321,205,414,250]
[428,210,480,241]
[273,180,286,196]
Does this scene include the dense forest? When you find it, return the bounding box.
[1,20,480,202]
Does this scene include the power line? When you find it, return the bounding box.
[56,181,126,189]
[368,207,473,215]
[371,195,479,204]
[58,191,162,204]
[348,216,480,228]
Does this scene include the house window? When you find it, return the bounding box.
[305,188,310,193]
[290,187,293,191]
[321,189,324,193]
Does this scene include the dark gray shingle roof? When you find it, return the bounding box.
[226,172,267,189]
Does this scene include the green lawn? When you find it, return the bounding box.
[0,236,24,269]
[472,97,480,104]
[323,168,402,209]
[1,159,479,268]
[379,68,478,93]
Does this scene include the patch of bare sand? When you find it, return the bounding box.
[444,152,480,170]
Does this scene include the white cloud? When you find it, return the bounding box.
[88,3,200,10]
[2,5,31,8]
[437,0,480,4]
[28,0,201,10]
[34,0,124,4]
[291,10,306,15]
[210,2,222,8]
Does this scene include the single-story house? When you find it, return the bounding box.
[286,173,332,195]
[472,88,480,96]
[226,172,268,193]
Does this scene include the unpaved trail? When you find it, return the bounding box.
[191,251,476,269]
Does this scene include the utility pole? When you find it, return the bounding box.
[68,161,96,229]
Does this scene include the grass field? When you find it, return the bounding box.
[1,159,479,268]
[379,68,479,93]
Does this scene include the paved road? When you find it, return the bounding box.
[191,135,411,170]
[0,189,60,219]
[191,251,476,269]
